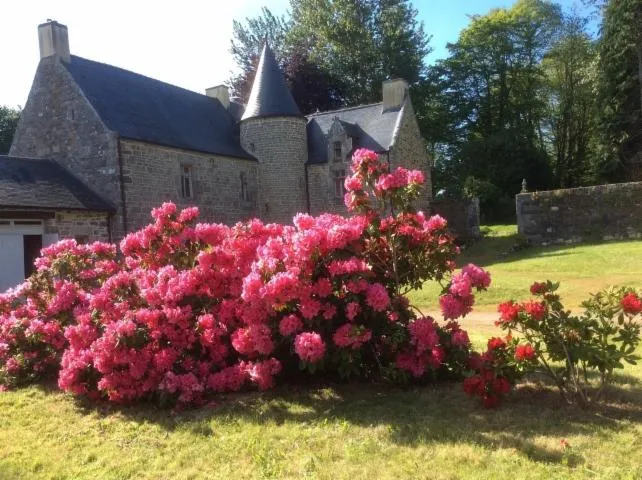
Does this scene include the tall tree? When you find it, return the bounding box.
[288,0,431,105]
[427,0,562,219]
[0,106,20,154]
[542,14,598,187]
[596,0,642,181]
[228,6,344,113]
[228,7,289,103]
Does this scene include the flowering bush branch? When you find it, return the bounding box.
[495,282,642,406]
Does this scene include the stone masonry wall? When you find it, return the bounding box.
[9,56,124,238]
[240,117,307,224]
[307,163,345,216]
[0,208,110,242]
[516,182,642,245]
[307,153,387,216]
[388,99,432,212]
[120,140,259,232]
[44,210,110,242]
[430,198,481,243]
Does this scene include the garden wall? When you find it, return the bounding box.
[430,198,481,243]
[516,182,642,245]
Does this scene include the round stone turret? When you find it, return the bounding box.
[241,43,307,223]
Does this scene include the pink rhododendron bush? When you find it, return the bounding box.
[0,149,491,405]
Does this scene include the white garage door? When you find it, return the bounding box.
[0,233,25,292]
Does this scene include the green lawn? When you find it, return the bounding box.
[1,229,642,479]
[1,362,641,479]
[410,225,642,312]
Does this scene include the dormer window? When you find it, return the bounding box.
[333,141,342,162]
[180,164,193,199]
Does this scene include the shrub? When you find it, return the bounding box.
[494,281,642,406]
[0,149,490,405]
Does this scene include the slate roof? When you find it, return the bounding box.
[64,56,254,160]
[241,43,302,120]
[0,156,115,211]
[306,103,403,164]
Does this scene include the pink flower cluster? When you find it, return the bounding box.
[439,264,491,320]
[0,149,489,405]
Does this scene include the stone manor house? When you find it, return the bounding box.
[0,20,431,290]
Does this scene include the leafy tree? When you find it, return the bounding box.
[596,0,642,181]
[0,106,20,154]
[228,6,344,113]
[283,44,345,113]
[228,7,289,104]
[426,0,562,219]
[288,0,431,105]
[542,14,598,187]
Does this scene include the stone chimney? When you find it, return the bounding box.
[38,20,70,63]
[205,85,230,109]
[382,78,409,111]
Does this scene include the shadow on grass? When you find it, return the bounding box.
[66,376,642,467]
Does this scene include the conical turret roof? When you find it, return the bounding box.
[241,42,302,121]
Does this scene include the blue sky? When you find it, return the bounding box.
[419,0,596,63]
[0,0,596,107]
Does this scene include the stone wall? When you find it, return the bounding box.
[240,117,308,224]
[516,182,642,245]
[306,163,348,216]
[0,208,110,242]
[388,100,432,212]
[44,210,110,242]
[120,140,259,232]
[430,198,481,243]
[9,56,125,238]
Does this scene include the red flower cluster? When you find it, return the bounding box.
[463,336,535,408]
[621,292,642,315]
[496,299,547,325]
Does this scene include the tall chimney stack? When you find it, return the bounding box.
[38,20,70,63]
[382,78,409,111]
[205,85,230,109]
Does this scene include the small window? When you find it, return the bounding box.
[180,165,193,199]
[240,172,249,202]
[334,169,346,198]
[333,141,342,162]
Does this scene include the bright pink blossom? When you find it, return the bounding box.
[294,332,326,363]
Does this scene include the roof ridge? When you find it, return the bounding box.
[306,102,383,118]
[69,55,214,102]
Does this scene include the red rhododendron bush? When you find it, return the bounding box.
[0,149,491,404]
[487,282,642,407]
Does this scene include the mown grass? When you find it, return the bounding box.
[1,357,641,480]
[410,225,642,312]
[1,228,642,479]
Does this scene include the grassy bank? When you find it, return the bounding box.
[410,225,642,312]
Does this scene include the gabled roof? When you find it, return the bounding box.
[0,156,115,211]
[241,43,302,121]
[64,56,254,160]
[306,103,403,164]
